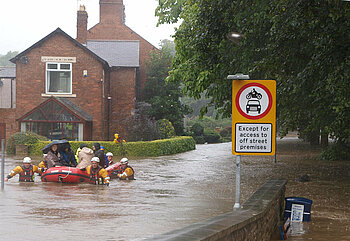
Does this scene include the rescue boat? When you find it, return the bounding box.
[41,166,90,183]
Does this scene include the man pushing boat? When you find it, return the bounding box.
[5,157,44,182]
[86,157,110,186]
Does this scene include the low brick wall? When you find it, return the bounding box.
[146,179,287,241]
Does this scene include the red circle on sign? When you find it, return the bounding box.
[235,82,273,120]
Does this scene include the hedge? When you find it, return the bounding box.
[6,132,47,154]
[28,136,196,157]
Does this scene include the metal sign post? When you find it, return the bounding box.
[229,74,276,210]
[228,74,250,210]
[233,155,241,209]
[1,139,5,191]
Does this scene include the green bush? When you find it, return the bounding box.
[194,135,205,144]
[220,136,232,143]
[156,119,176,139]
[190,123,204,136]
[321,142,350,161]
[185,116,232,129]
[29,136,196,157]
[220,126,232,138]
[203,129,221,143]
[6,132,47,154]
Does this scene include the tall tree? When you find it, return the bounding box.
[157,0,350,159]
[142,40,190,135]
[155,0,186,25]
[0,51,18,66]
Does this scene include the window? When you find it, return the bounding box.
[20,100,85,141]
[46,63,72,94]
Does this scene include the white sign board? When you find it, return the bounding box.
[235,123,272,153]
[41,56,76,63]
[291,204,304,222]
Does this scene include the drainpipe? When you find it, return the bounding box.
[107,69,111,140]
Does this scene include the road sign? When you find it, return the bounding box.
[232,80,276,155]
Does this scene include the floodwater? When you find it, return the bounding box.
[0,139,349,241]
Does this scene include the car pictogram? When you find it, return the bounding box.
[246,100,261,114]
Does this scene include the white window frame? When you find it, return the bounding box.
[45,62,72,95]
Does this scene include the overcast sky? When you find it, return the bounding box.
[0,0,179,55]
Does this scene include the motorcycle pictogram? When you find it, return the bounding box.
[246,88,262,100]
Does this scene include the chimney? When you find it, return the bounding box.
[100,0,125,24]
[77,5,88,44]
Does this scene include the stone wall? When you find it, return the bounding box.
[146,179,287,241]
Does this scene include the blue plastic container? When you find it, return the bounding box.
[284,197,313,222]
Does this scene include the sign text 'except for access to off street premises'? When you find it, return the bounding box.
[235,123,272,153]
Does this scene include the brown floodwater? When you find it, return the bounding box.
[0,138,349,241]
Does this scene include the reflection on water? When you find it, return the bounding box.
[0,139,349,241]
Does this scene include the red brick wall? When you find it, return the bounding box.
[87,20,157,95]
[0,109,16,142]
[109,67,136,140]
[99,0,124,24]
[77,10,88,44]
[14,33,107,140]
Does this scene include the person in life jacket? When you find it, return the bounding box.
[105,152,115,167]
[116,158,135,180]
[101,146,108,166]
[38,154,48,170]
[5,157,44,182]
[86,157,110,186]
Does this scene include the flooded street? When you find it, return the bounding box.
[0,139,349,240]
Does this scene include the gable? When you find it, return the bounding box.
[10,28,108,67]
[17,97,93,122]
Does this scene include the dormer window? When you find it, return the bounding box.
[46,62,72,94]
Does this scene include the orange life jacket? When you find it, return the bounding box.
[120,165,135,180]
[89,166,104,185]
[19,164,34,182]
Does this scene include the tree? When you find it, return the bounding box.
[157,0,350,159]
[264,0,350,153]
[0,51,18,66]
[142,40,190,135]
[155,0,186,25]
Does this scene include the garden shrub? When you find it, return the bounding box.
[29,136,196,157]
[125,102,160,141]
[194,135,205,144]
[6,132,47,154]
[190,123,204,136]
[156,119,176,139]
[321,142,350,161]
[203,128,221,143]
[220,136,232,143]
[220,126,232,138]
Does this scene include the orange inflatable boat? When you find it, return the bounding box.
[41,166,90,183]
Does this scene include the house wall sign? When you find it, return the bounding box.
[41,56,76,63]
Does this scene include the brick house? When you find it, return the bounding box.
[0,0,157,142]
